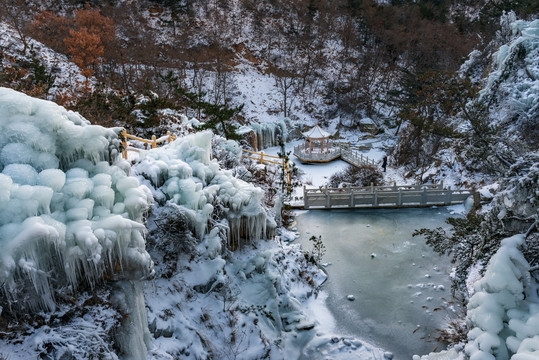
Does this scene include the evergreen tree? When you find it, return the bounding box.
[160,70,244,140]
[193,102,244,141]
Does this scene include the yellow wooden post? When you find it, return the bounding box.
[151,135,157,149]
[121,129,128,159]
[260,151,264,164]
[166,131,171,143]
[285,159,290,185]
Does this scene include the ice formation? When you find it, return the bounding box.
[479,18,539,133]
[239,119,288,150]
[465,234,539,359]
[133,130,275,249]
[0,87,154,314]
[112,281,152,360]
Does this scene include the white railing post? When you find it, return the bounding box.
[421,188,427,205]
[325,185,330,208]
[397,190,402,206]
[445,187,452,205]
[374,188,379,206]
[303,186,309,209]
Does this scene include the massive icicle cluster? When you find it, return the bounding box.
[133,130,275,249]
[0,87,154,314]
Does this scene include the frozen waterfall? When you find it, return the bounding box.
[0,87,154,318]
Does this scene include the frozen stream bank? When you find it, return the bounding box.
[295,207,460,359]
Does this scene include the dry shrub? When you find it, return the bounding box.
[328,164,383,188]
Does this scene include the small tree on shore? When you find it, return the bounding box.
[309,235,326,263]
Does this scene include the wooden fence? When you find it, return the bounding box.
[303,183,476,209]
[241,149,290,185]
[121,129,177,160]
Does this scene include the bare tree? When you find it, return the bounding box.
[274,68,297,119]
[1,0,33,54]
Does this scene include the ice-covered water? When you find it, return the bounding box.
[295,207,459,359]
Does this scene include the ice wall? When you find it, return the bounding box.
[0,87,154,315]
[133,131,275,249]
[244,119,288,150]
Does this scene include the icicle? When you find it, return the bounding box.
[112,281,152,360]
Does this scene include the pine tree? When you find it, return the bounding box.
[194,102,244,140]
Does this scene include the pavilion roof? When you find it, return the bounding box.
[302,124,331,139]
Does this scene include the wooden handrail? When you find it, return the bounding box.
[241,149,290,185]
[241,148,282,159]
[121,129,177,160]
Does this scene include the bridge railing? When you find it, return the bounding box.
[304,183,475,209]
[120,129,177,160]
[340,147,376,167]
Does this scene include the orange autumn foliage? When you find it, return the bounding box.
[30,10,71,53]
[73,4,115,44]
[64,28,103,78]
[31,3,115,79]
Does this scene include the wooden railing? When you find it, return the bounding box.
[241,149,290,185]
[120,129,177,160]
[303,183,476,209]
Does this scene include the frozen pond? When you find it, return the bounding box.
[295,207,459,359]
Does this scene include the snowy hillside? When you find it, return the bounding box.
[414,16,539,360]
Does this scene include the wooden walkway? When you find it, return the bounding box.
[120,129,177,160]
[340,146,376,167]
[303,183,476,210]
